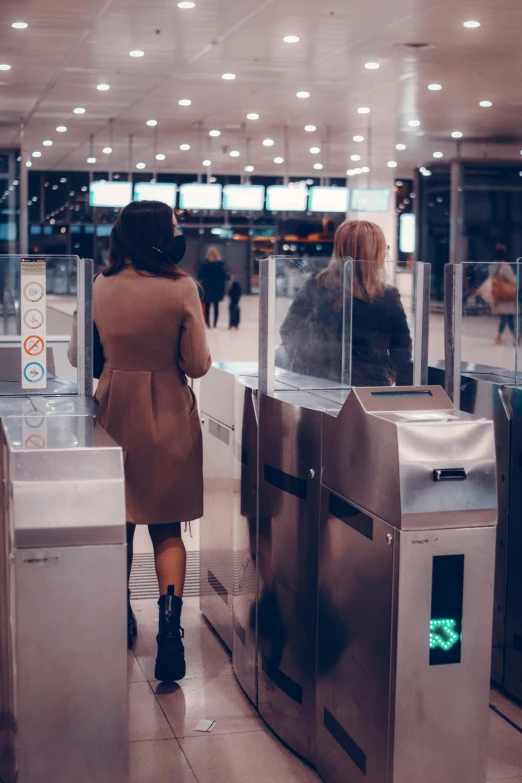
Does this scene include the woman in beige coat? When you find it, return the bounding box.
[70,200,211,682]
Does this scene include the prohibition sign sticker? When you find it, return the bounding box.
[25,434,46,449]
[24,335,45,357]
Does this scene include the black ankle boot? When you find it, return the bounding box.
[128,590,137,649]
[155,586,186,682]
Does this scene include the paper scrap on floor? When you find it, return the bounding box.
[195,719,216,733]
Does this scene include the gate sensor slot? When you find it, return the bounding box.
[433,468,467,482]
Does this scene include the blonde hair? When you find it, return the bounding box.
[207,246,222,262]
[316,220,387,301]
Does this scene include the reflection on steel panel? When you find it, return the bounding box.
[505,385,522,700]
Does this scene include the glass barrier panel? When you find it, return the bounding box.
[0,254,90,397]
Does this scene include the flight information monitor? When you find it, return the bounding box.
[223,184,265,211]
[134,182,177,208]
[266,185,308,212]
[351,188,391,213]
[89,181,133,208]
[308,186,349,213]
[179,183,222,210]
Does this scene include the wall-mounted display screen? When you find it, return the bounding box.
[400,212,416,254]
[179,183,222,210]
[223,184,265,211]
[350,188,391,213]
[134,182,177,208]
[266,185,308,212]
[89,181,132,208]
[308,186,349,213]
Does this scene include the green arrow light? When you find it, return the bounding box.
[429,619,460,651]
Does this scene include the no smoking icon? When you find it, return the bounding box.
[25,434,46,449]
[24,335,45,357]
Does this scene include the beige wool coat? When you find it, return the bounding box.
[93,267,211,524]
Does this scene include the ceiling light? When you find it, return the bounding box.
[365,61,380,70]
[296,91,310,99]
[73,107,86,115]
[283,35,300,43]
[428,83,442,91]
[451,130,464,138]
[354,167,363,174]
[0,64,12,71]
[361,166,371,173]
[12,22,28,29]
[209,129,221,137]
[103,147,112,154]
[178,1,196,7]
[247,113,260,120]
[230,150,240,157]
[146,119,158,126]
[353,135,364,142]
[396,143,407,150]
[479,100,492,107]
[56,126,67,132]
[463,20,480,28]
[357,107,370,114]
[244,165,254,172]
[156,153,166,160]
[87,157,96,164]
[310,146,321,154]
[351,154,361,161]
[96,83,110,91]
[274,156,284,164]
[420,167,432,176]
[31,151,41,158]
[346,169,355,177]
[222,73,236,80]
[180,144,191,151]
[179,99,192,106]
[433,151,444,158]
[26,161,32,167]
[202,159,212,167]
[408,120,420,127]
[313,163,324,170]
[43,140,53,147]
[129,50,145,57]
[263,138,275,147]
[136,162,146,169]
[387,160,398,168]
[304,125,317,132]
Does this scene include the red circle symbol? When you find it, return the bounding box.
[25,434,46,449]
[24,335,45,357]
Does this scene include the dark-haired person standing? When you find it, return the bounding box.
[70,200,211,682]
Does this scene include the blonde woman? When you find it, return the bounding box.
[279,220,412,386]
[198,246,230,328]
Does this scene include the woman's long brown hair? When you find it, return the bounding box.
[316,220,387,301]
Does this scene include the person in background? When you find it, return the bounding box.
[278,220,412,386]
[198,246,229,328]
[492,246,517,346]
[69,200,211,683]
[228,278,242,329]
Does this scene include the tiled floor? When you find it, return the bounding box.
[128,597,522,783]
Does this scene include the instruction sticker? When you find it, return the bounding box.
[21,259,47,390]
[22,416,48,450]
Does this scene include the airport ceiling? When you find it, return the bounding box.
[1,0,521,181]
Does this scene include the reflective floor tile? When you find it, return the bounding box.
[487,710,522,780]
[129,681,174,742]
[490,689,522,730]
[129,739,198,783]
[128,651,147,683]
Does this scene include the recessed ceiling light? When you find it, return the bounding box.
[463,20,480,28]
[230,150,240,157]
[26,161,32,167]
[310,146,321,154]
[353,168,362,174]
[244,165,254,172]
[103,147,112,154]
[179,99,192,106]
[43,140,53,146]
[296,91,310,99]
[56,126,67,132]
[178,1,196,7]
[263,138,275,147]
[351,154,361,161]
[202,159,212,166]
[87,157,96,164]
[12,22,29,29]
[304,125,317,132]
[346,169,355,176]
[479,100,492,107]
[428,83,442,91]
[180,144,191,151]
[408,120,421,127]
[247,113,260,120]
[365,61,380,70]
[313,163,324,170]
[146,119,158,126]
[353,135,365,142]
[361,166,371,173]
[0,64,12,71]
[73,107,86,115]
[451,130,464,138]
[357,107,370,114]
[396,143,407,150]
[156,153,166,160]
[209,129,221,137]
[283,35,300,43]
[129,50,145,57]
[32,151,41,158]
[433,151,444,158]
[222,72,236,80]
[274,156,284,164]
[136,162,146,169]
[387,160,398,168]
[96,83,110,91]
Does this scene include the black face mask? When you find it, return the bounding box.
[154,233,187,265]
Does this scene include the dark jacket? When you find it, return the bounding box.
[229,281,242,306]
[279,276,412,386]
[198,260,229,303]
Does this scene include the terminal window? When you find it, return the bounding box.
[429,554,464,666]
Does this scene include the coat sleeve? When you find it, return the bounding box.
[67,310,78,368]
[179,277,212,379]
[499,263,517,285]
[387,288,413,384]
